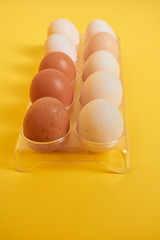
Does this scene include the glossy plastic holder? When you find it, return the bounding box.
[14,35,130,173]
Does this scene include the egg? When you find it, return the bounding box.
[44,34,77,63]
[82,50,120,81]
[84,32,119,61]
[77,99,123,143]
[48,19,80,46]
[80,71,123,107]
[85,19,116,44]
[23,97,70,142]
[30,69,74,108]
[39,52,76,83]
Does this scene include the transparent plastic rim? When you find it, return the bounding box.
[79,73,84,84]
[77,95,123,110]
[75,123,125,148]
[70,72,79,85]
[22,126,71,146]
[77,95,83,109]
[66,95,75,110]
[73,53,79,65]
[28,98,74,111]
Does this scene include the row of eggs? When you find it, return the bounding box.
[32,17,122,108]
[45,18,118,62]
[30,51,122,109]
[23,19,124,147]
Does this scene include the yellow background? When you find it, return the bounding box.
[0,0,160,239]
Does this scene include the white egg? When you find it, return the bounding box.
[44,34,77,62]
[77,99,124,143]
[48,19,80,46]
[82,50,120,81]
[80,71,123,107]
[85,19,116,44]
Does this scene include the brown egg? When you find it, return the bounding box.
[30,69,74,107]
[39,52,76,83]
[23,97,70,142]
[84,32,119,61]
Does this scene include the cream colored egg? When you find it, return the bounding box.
[80,71,123,107]
[85,19,116,44]
[77,99,124,143]
[84,32,119,61]
[48,19,80,46]
[82,50,120,81]
[44,34,77,63]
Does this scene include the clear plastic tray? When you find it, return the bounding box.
[14,34,130,173]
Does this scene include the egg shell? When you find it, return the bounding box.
[48,19,80,46]
[39,52,76,83]
[84,32,119,61]
[77,99,123,143]
[85,19,116,44]
[30,69,74,107]
[44,34,77,63]
[80,71,123,107]
[82,50,120,81]
[23,97,70,142]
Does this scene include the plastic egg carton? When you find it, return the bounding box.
[14,34,130,173]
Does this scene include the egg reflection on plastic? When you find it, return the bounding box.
[80,71,123,107]
[44,34,77,63]
[48,18,80,46]
[82,50,120,81]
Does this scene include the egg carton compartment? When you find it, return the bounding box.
[14,34,130,173]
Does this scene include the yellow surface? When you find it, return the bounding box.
[0,0,160,239]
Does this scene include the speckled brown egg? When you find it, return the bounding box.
[23,97,70,142]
